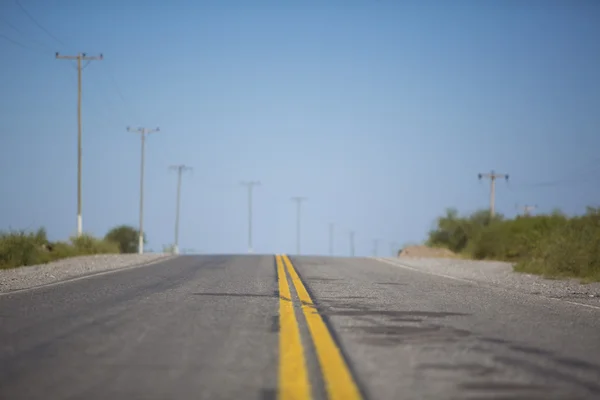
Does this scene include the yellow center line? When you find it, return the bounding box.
[282,255,363,400]
[276,254,312,400]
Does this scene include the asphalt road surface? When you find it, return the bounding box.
[1,255,600,400]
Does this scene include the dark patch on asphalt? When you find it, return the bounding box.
[374,282,407,286]
[417,362,497,377]
[480,337,510,345]
[318,301,467,320]
[191,292,276,298]
[460,381,546,391]
[456,381,555,400]
[270,316,279,333]
[494,355,600,394]
[260,388,276,400]
[509,344,552,357]
[305,277,343,283]
[553,356,600,373]
[486,337,600,379]
[354,324,472,346]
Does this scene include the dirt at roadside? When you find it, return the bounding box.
[398,245,458,258]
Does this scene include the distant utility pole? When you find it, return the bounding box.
[478,170,509,218]
[241,181,260,253]
[127,127,160,254]
[169,164,192,255]
[329,223,335,256]
[390,242,398,257]
[349,231,355,257]
[55,52,103,237]
[291,197,307,255]
[372,239,380,257]
[518,204,538,217]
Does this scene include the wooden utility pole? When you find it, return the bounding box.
[128,127,160,254]
[291,197,307,255]
[372,239,380,257]
[170,165,193,255]
[329,222,334,256]
[349,230,355,257]
[56,52,103,236]
[390,242,399,257]
[478,170,509,218]
[241,181,260,253]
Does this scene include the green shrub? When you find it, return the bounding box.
[428,206,600,281]
[515,208,600,281]
[105,225,141,253]
[0,228,48,269]
[71,234,120,255]
[0,228,121,269]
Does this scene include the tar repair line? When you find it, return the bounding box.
[0,256,177,297]
[376,257,600,311]
[282,255,363,400]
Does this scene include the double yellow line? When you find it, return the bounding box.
[276,254,362,400]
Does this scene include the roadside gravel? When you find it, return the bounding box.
[0,254,174,293]
[379,257,600,308]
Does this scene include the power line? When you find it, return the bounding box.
[509,158,600,191]
[241,181,261,253]
[56,52,103,237]
[127,126,160,254]
[0,32,41,52]
[0,14,55,51]
[101,62,141,122]
[169,165,192,255]
[15,0,65,46]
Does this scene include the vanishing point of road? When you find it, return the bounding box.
[1,255,599,400]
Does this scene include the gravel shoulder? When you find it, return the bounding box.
[379,256,600,308]
[0,254,174,293]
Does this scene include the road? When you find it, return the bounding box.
[1,255,600,400]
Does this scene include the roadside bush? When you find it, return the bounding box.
[0,228,49,269]
[427,206,600,281]
[515,208,600,281]
[0,228,121,269]
[71,234,120,254]
[104,225,141,254]
[427,208,502,254]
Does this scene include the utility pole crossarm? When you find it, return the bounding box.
[127,127,160,135]
[478,171,509,180]
[56,52,103,60]
[170,165,193,172]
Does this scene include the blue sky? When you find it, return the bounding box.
[1,0,599,256]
